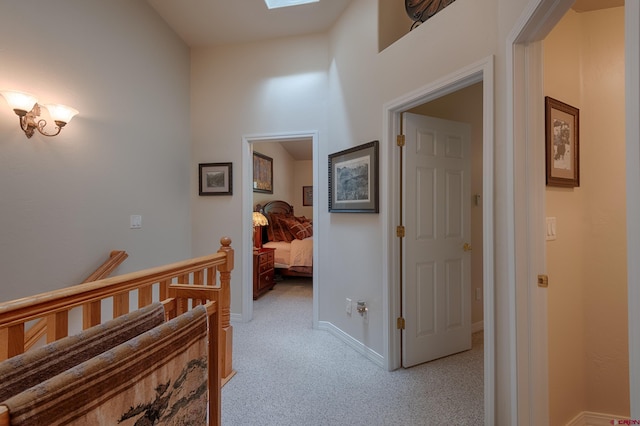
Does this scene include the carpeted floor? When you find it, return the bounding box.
[222,278,483,426]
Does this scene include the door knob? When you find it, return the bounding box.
[463,243,472,252]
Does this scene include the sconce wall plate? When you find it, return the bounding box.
[1,90,78,138]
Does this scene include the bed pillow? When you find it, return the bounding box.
[287,216,313,240]
[266,213,296,242]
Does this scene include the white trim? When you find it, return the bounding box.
[626,0,640,418]
[317,321,385,368]
[566,411,631,426]
[382,56,495,425]
[241,130,320,328]
[507,0,575,424]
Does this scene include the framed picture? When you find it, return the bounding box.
[199,163,232,195]
[545,96,580,187]
[302,186,313,206]
[253,151,273,194]
[328,140,379,213]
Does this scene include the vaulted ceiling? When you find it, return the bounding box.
[147,0,624,48]
[146,0,623,161]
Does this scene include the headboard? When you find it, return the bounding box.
[256,200,294,243]
[257,200,294,216]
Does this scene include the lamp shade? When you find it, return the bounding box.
[0,90,38,112]
[44,103,79,124]
[252,212,268,227]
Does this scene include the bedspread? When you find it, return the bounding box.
[290,237,313,267]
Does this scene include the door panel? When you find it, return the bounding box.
[403,112,471,367]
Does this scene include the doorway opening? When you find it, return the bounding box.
[242,131,319,327]
[383,56,494,424]
[510,1,638,423]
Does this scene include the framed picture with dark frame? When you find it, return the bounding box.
[199,162,232,196]
[545,96,580,187]
[328,140,379,213]
[302,186,313,206]
[253,151,273,194]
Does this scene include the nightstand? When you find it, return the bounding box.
[253,247,276,299]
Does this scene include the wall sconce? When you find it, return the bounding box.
[0,90,78,138]
[252,211,269,249]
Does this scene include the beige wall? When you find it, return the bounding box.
[545,7,628,424]
[0,0,192,301]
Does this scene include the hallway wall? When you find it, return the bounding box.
[545,7,628,424]
[0,0,192,301]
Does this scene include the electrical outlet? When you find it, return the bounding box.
[475,288,482,301]
[346,298,352,315]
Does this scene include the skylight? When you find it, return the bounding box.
[264,0,319,10]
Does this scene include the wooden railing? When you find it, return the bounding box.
[0,237,234,383]
[23,250,129,352]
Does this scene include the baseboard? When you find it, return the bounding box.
[472,320,484,333]
[566,411,631,426]
[230,312,243,323]
[317,321,385,368]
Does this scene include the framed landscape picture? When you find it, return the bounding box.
[328,140,379,213]
[545,96,580,187]
[199,163,232,195]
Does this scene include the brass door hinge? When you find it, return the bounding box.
[397,134,405,147]
[397,317,406,330]
[396,226,405,238]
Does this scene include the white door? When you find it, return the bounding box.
[402,112,472,367]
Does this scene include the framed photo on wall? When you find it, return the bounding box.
[253,151,273,194]
[199,163,232,195]
[545,96,580,187]
[302,186,313,206]
[328,140,379,213]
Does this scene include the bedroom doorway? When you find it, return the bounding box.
[242,131,319,327]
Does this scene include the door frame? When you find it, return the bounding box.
[626,2,640,416]
[241,130,320,326]
[509,0,640,422]
[383,56,495,424]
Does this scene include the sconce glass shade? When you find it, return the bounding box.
[0,90,38,113]
[43,104,79,125]
[252,212,269,227]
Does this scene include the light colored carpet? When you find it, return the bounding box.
[222,278,483,425]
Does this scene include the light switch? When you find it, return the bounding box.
[546,217,556,241]
[130,215,142,229]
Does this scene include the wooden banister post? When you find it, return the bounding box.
[46,312,68,343]
[217,237,235,383]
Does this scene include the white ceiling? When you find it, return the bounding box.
[146,0,352,48]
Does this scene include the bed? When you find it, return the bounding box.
[257,200,313,278]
